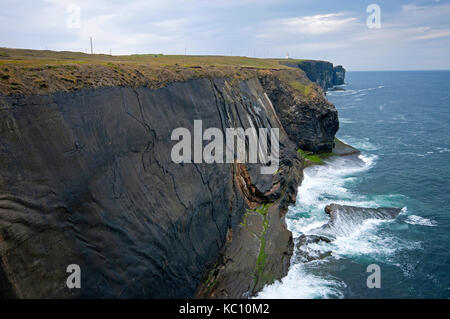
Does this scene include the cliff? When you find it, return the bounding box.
[0,49,343,298]
[281,60,346,90]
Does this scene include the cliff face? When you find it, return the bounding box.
[282,60,346,90]
[332,65,346,87]
[259,72,339,153]
[0,54,341,298]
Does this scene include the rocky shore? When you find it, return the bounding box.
[295,204,402,264]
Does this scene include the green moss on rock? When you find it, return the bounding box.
[297,148,325,164]
[246,203,272,278]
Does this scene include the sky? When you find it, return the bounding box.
[1,0,450,70]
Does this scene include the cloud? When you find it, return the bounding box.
[152,18,188,30]
[410,29,450,41]
[1,0,450,70]
[348,2,450,44]
[258,12,358,38]
[286,41,354,52]
[280,13,357,34]
[400,2,450,26]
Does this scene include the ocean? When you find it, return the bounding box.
[257,71,450,299]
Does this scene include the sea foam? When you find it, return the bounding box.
[256,150,417,299]
[405,215,438,227]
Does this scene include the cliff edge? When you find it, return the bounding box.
[281,59,346,90]
[0,48,343,298]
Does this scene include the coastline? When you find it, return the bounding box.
[256,142,382,299]
[0,48,345,298]
[258,70,450,299]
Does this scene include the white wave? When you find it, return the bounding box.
[435,147,450,153]
[337,105,358,110]
[287,154,377,224]
[328,86,383,97]
[288,219,327,235]
[328,219,421,258]
[327,89,358,96]
[255,262,346,299]
[405,215,437,227]
[285,152,407,260]
[302,215,419,260]
[339,118,355,124]
[392,114,408,122]
[338,136,378,151]
[393,151,434,157]
[256,146,418,299]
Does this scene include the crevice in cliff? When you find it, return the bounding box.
[120,88,190,212]
[210,80,227,134]
[192,162,224,245]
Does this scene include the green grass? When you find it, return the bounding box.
[297,138,359,166]
[202,259,220,295]
[202,202,275,295]
[0,47,297,70]
[0,48,326,99]
[289,81,313,96]
[297,148,325,164]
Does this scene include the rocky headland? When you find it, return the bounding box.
[281,59,346,90]
[0,48,345,298]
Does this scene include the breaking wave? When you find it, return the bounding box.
[404,215,438,227]
[256,150,419,299]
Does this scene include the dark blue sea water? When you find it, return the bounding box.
[257,71,450,299]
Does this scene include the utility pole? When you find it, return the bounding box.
[90,37,93,54]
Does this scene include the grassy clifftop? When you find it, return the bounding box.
[0,47,304,68]
[0,48,318,96]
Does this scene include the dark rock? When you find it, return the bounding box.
[332,138,361,156]
[0,65,342,298]
[324,204,402,221]
[294,234,333,263]
[0,75,309,299]
[281,60,346,90]
[259,74,339,153]
[317,204,402,238]
[333,66,346,86]
[325,205,333,215]
[297,234,332,244]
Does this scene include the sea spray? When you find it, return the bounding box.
[256,152,416,299]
